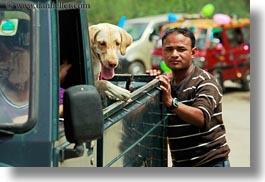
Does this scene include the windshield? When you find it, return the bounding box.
[0,10,30,125]
[123,22,147,41]
[190,27,207,50]
[242,25,250,45]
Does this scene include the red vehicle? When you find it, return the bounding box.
[151,17,250,91]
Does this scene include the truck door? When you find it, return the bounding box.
[0,5,53,167]
[97,76,168,167]
[223,26,250,82]
[53,7,98,167]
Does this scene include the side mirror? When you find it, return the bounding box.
[149,34,160,42]
[154,38,162,48]
[63,85,103,143]
[210,38,220,49]
[216,43,224,51]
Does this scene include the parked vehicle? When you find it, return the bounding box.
[151,17,250,91]
[0,0,168,167]
[116,14,184,74]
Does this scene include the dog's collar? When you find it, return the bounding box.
[99,72,102,80]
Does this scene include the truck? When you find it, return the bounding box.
[0,0,168,167]
[151,17,250,92]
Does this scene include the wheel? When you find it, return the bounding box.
[240,72,250,91]
[213,70,225,93]
[128,61,146,74]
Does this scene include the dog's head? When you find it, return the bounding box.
[89,23,132,79]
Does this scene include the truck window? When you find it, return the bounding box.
[192,28,207,50]
[124,23,147,41]
[212,28,223,44]
[57,9,87,124]
[58,9,86,89]
[227,28,244,47]
[153,23,165,37]
[242,25,250,45]
[0,10,30,125]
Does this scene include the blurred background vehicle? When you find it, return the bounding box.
[151,16,250,92]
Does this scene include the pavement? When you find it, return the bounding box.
[222,82,250,167]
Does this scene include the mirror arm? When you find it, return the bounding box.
[60,142,84,162]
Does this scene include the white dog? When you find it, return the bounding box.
[89,23,132,101]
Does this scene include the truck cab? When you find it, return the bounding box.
[0,0,168,167]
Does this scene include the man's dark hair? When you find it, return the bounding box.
[162,27,196,48]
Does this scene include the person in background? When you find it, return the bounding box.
[59,60,72,117]
[0,37,30,123]
[154,27,230,167]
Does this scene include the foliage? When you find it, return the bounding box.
[86,0,250,25]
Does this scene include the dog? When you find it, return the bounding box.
[89,23,133,101]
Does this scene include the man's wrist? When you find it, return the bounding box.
[167,97,179,111]
[165,98,173,108]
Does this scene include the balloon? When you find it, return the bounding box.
[118,16,126,28]
[201,4,215,17]
[160,61,171,73]
[167,13,177,22]
[213,14,231,25]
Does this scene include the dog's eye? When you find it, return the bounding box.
[99,41,106,47]
[116,42,120,46]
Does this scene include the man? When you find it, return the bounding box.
[156,27,230,167]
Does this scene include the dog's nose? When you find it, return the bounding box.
[108,62,117,68]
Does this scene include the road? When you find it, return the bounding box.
[222,81,250,167]
[168,81,250,167]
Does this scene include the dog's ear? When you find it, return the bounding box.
[119,28,132,55]
[89,25,101,45]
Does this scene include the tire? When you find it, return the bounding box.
[213,70,225,93]
[128,61,146,74]
[240,72,250,91]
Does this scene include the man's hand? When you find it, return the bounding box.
[145,69,161,76]
[60,62,72,84]
[146,70,172,106]
[156,75,172,107]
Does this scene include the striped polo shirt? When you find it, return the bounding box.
[168,66,230,167]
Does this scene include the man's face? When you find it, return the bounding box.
[162,33,196,71]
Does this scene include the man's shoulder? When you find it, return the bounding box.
[193,66,214,79]
[192,66,222,93]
